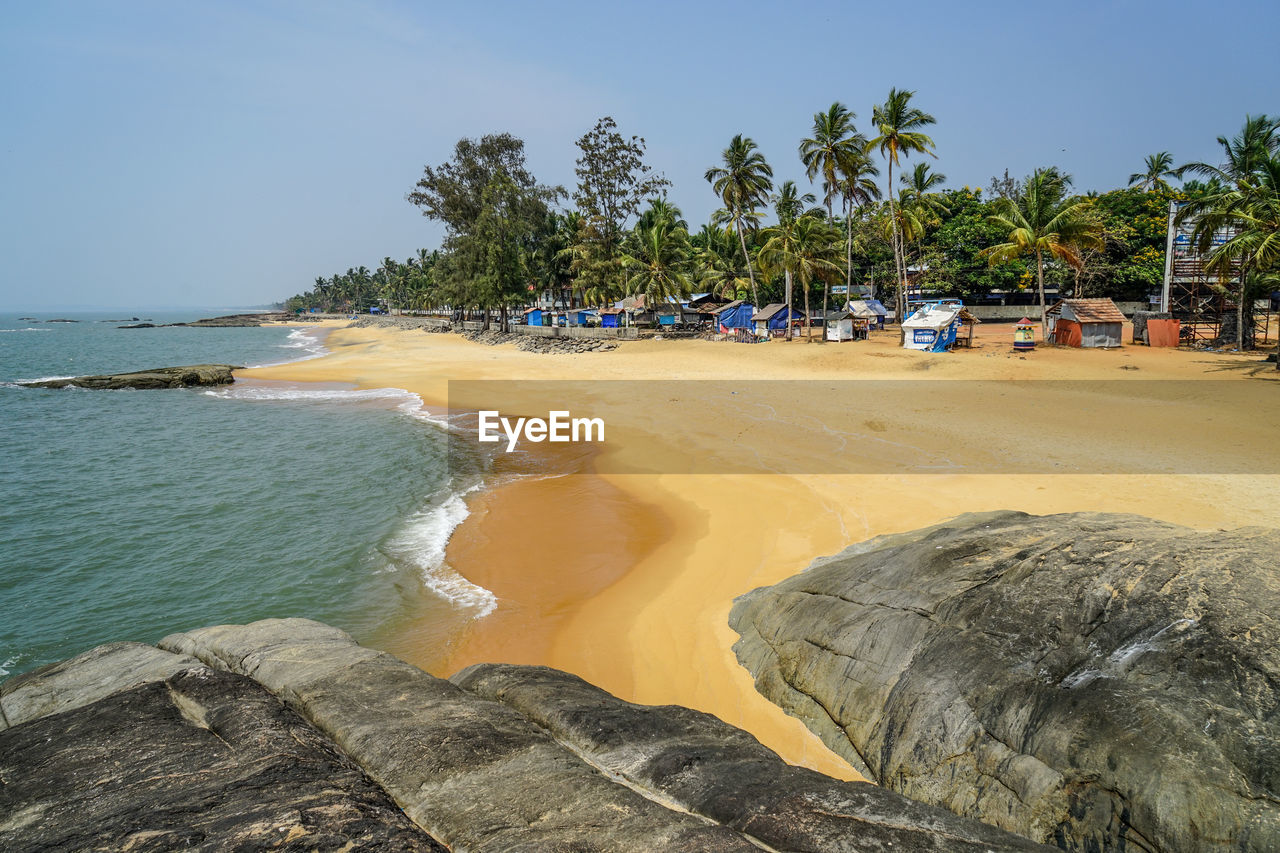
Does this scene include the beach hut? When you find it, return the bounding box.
[846,299,888,330]
[901,299,963,352]
[824,310,867,342]
[752,304,806,337]
[523,307,544,326]
[715,300,755,332]
[566,308,598,326]
[599,308,624,328]
[1046,298,1125,348]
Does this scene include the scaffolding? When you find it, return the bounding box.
[1161,200,1272,346]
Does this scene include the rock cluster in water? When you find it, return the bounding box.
[0,618,1048,852]
[20,364,241,390]
[730,511,1280,853]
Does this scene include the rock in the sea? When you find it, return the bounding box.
[20,364,240,389]
[0,617,1051,851]
[729,511,1280,853]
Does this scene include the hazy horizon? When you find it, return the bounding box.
[3,0,1278,309]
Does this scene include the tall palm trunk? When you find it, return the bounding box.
[886,158,907,337]
[784,269,793,341]
[1237,264,1247,350]
[736,214,759,307]
[821,280,830,344]
[845,196,854,291]
[803,279,812,341]
[1037,250,1047,341]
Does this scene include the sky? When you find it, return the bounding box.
[2,0,1277,310]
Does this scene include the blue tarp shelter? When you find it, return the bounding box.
[524,308,544,326]
[752,303,806,335]
[716,300,755,330]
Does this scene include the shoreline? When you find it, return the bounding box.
[242,319,1280,782]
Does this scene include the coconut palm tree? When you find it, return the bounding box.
[706,135,774,306]
[771,180,818,225]
[836,152,881,292]
[868,88,936,324]
[982,168,1101,338]
[898,164,950,289]
[758,215,842,340]
[694,224,753,301]
[1177,116,1280,349]
[800,103,865,221]
[620,212,694,317]
[1128,152,1179,192]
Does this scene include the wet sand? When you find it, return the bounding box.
[246,320,1280,781]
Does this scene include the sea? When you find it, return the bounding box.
[0,311,492,678]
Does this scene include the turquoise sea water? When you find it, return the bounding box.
[0,312,488,677]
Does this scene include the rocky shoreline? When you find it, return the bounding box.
[1,618,1049,852]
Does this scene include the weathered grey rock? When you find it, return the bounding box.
[170,312,295,327]
[0,668,443,852]
[160,618,756,852]
[455,662,1051,852]
[21,364,240,389]
[0,641,203,731]
[729,511,1280,852]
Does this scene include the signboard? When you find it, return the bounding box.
[913,329,936,344]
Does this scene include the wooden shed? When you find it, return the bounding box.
[1047,298,1125,348]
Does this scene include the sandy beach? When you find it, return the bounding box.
[246,320,1280,781]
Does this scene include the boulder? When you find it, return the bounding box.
[0,668,443,851]
[0,617,1055,851]
[20,364,241,389]
[729,511,1280,852]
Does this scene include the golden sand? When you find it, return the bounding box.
[246,320,1280,782]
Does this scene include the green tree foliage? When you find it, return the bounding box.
[407,133,561,327]
[982,168,1102,335]
[620,199,694,312]
[706,135,774,306]
[572,117,670,305]
[1128,152,1179,192]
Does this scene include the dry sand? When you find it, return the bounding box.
[246,320,1280,781]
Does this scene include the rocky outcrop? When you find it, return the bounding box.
[461,328,619,353]
[1,618,1050,852]
[729,511,1280,852]
[171,312,295,327]
[20,364,240,389]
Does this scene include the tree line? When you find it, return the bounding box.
[283,93,1279,352]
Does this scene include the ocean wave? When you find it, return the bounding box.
[206,384,456,429]
[383,486,496,617]
[0,328,52,332]
[0,654,21,677]
[246,327,328,368]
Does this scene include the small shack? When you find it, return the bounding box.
[955,307,980,348]
[523,307,545,326]
[902,300,963,352]
[824,310,868,342]
[1047,298,1125,348]
[846,299,888,330]
[752,303,806,337]
[566,308,598,327]
[716,300,755,331]
[599,308,625,328]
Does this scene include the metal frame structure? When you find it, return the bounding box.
[1160,200,1272,345]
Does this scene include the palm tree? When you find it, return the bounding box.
[1128,152,1179,192]
[982,168,1101,338]
[800,103,865,221]
[620,217,694,317]
[836,152,881,293]
[771,180,818,225]
[759,215,842,340]
[898,164,950,289]
[694,224,753,301]
[706,135,774,306]
[1178,115,1280,349]
[868,88,937,324]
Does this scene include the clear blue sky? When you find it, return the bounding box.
[2,0,1277,310]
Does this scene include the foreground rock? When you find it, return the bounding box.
[730,511,1280,852]
[20,364,240,389]
[1,618,1049,852]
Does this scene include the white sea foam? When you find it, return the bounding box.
[384,486,497,617]
[206,384,457,429]
[0,655,20,677]
[0,328,52,332]
[246,327,328,367]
